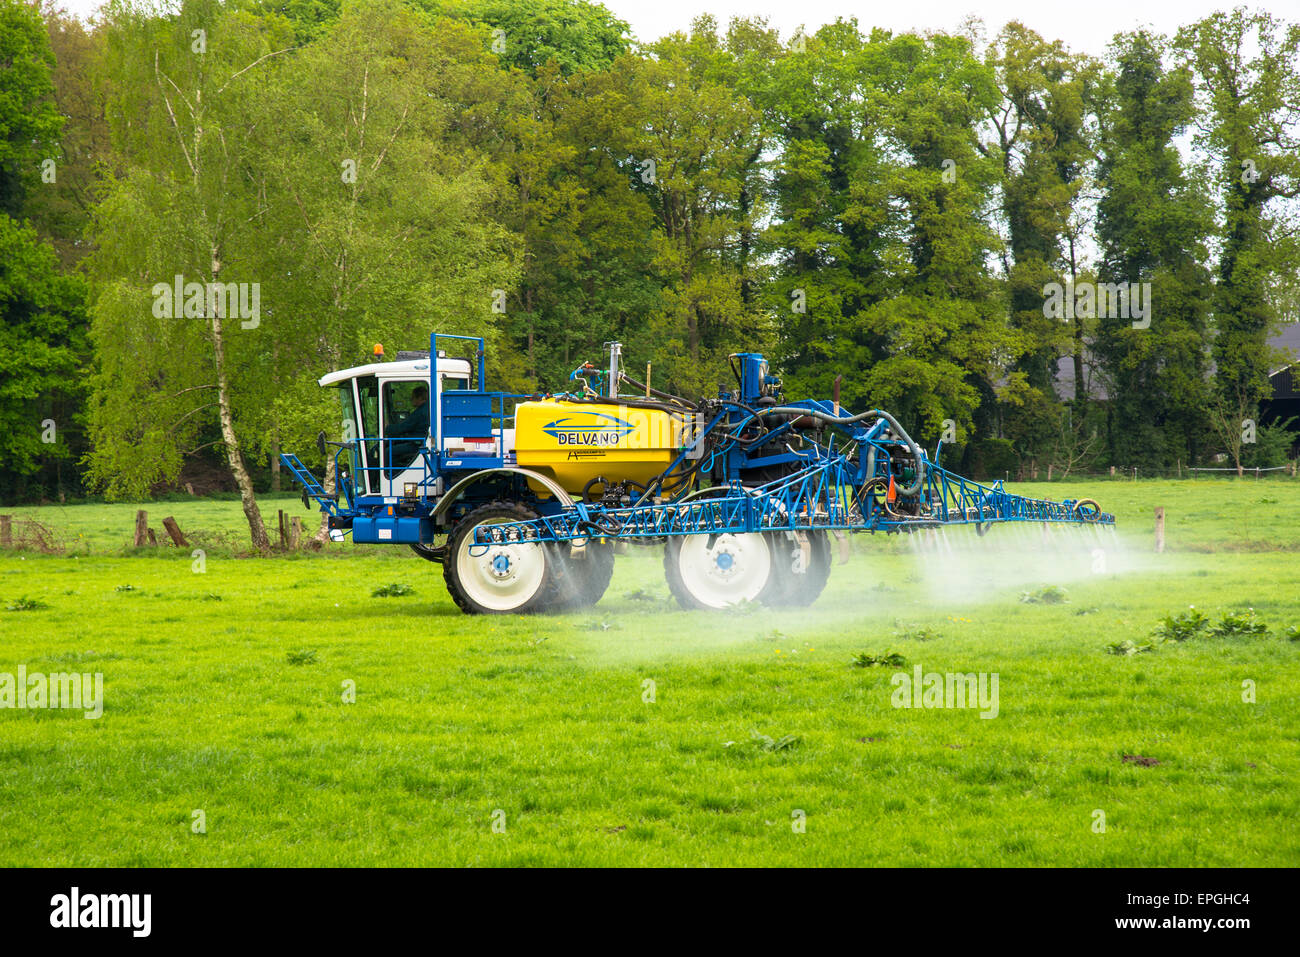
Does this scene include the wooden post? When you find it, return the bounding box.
[1154,506,1165,554]
[146,527,158,547]
[278,509,287,549]
[161,516,188,547]
[1109,466,1115,477]
[289,516,302,550]
[133,510,149,547]
[0,515,10,548]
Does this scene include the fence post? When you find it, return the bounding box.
[1154,506,1165,554]
[161,516,188,547]
[0,515,10,548]
[133,510,149,547]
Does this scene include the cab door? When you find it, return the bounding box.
[377,377,431,498]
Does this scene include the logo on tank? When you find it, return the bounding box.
[542,413,635,447]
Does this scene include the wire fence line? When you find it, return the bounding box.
[1004,464,1297,482]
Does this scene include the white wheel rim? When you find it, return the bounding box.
[457,525,547,612]
[676,533,772,608]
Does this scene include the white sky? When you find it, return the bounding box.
[621,0,1295,52]
[53,0,1298,56]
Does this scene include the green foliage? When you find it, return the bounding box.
[1241,418,1297,469]
[851,651,907,668]
[0,0,63,214]
[1093,29,1214,470]
[0,214,88,488]
[5,596,48,611]
[1020,585,1069,605]
[1153,606,1210,641]
[1106,639,1155,656]
[893,622,941,642]
[422,0,630,76]
[1209,608,1269,639]
[285,648,319,665]
[371,582,414,597]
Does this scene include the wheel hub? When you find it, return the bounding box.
[674,532,772,608]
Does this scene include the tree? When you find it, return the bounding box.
[0,214,87,499]
[758,19,888,410]
[249,0,520,525]
[577,18,766,396]
[1176,10,1300,417]
[0,0,63,216]
[417,0,630,77]
[0,0,87,502]
[86,0,296,551]
[1093,30,1214,469]
[982,23,1100,462]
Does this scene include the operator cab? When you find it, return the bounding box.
[320,351,505,499]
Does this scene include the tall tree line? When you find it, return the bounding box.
[2,0,1299,543]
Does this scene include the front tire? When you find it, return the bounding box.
[444,502,552,615]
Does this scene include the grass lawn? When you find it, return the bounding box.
[0,478,1297,866]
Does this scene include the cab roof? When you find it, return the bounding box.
[318,356,472,388]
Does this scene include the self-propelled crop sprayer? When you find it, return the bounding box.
[280,334,1115,614]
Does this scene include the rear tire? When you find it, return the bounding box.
[761,530,832,607]
[548,539,616,610]
[664,532,773,610]
[444,501,553,615]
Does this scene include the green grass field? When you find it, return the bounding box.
[1,479,1297,866]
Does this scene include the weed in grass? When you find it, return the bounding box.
[286,649,319,666]
[1107,639,1156,656]
[1122,754,1161,767]
[1210,608,1269,639]
[893,620,941,641]
[39,650,123,664]
[579,620,619,632]
[728,730,801,753]
[1284,625,1300,642]
[851,651,907,668]
[1153,606,1210,642]
[1020,585,1068,604]
[372,583,414,598]
[5,597,48,611]
[114,584,137,593]
[199,593,223,602]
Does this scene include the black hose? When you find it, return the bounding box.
[569,394,689,415]
[752,405,927,495]
[617,374,698,411]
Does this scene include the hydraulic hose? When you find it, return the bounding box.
[752,406,927,496]
[616,373,699,411]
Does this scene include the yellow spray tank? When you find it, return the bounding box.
[513,398,689,495]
